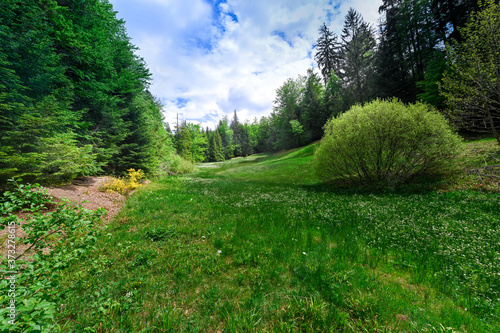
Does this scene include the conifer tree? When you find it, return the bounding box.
[323,73,343,121]
[176,121,193,162]
[339,8,376,105]
[300,68,325,141]
[239,124,253,157]
[314,23,341,84]
[0,0,179,183]
[218,117,234,159]
[230,110,242,156]
[209,131,224,162]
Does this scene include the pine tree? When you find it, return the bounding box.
[300,68,325,141]
[339,8,376,105]
[209,131,224,162]
[314,23,341,84]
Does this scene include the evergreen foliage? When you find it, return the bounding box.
[230,110,243,157]
[218,117,235,159]
[173,1,500,161]
[314,23,341,84]
[187,123,208,163]
[339,8,376,106]
[417,51,447,109]
[300,69,326,141]
[208,131,225,162]
[375,0,479,103]
[3,0,496,176]
[0,0,181,184]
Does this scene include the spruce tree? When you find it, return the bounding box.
[230,110,242,156]
[314,23,341,84]
[300,68,325,141]
[209,131,224,162]
[218,117,234,159]
[339,8,376,105]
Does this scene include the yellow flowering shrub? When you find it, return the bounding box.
[99,169,145,195]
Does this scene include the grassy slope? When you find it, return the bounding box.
[57,141,500,332]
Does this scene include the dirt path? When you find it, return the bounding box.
[45,176,125,221]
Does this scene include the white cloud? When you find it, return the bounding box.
[110,0,382,129]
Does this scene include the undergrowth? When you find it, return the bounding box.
[443,138,500,192]
[0,179,105,332]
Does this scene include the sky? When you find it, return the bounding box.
[109,0,383,130]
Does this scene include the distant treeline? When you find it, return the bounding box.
[174,0,500,163]
[2,0,498,180]
[0,0,181,185]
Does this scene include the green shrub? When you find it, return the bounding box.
[0,182,105,331]
[159,152,195,175]
[0,179,53,214]
[314,99,463,188]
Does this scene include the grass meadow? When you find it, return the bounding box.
[56,140,500,332]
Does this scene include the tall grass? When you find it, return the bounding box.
[55,143,500,332]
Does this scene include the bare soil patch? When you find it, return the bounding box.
[45,176,125,221]
[1,176,126,258]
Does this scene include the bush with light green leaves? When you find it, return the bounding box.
[315,99,463,188]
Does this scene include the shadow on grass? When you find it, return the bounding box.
[300,179,444,197]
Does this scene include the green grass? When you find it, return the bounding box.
[445,138,500,192]
[55,142,500,332]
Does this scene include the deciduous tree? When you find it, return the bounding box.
[440,0,500,145]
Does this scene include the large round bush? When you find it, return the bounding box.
[314,99,462,188]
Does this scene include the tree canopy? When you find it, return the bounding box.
[440,0,500,144]
[0,0,180,184]
[2,0,498,181]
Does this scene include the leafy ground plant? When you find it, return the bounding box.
[0,179,54,215]
[0,180,105,332]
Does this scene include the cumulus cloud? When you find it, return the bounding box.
[110,0,383,129]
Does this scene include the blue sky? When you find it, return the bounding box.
[109,0,382,129]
